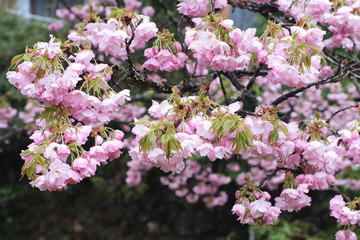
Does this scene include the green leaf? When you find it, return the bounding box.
[9,54,24,70]
[161,134,182,160]
[162,121,174,128]
[278,123,290,139]
[160,133,171,145]
[240,132,247,150]
[135,119,150,126]
[20,149,32,157]
[25,163,36,179]
[40,106,57,119]
[164,140,172,159]
[243,124,254,144]
[139,130,156,154]
[108,9,120,19]
[23,53,32,62]
[269,129,279,146]
[222,119,236,135]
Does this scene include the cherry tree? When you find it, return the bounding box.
[3,0,360,238]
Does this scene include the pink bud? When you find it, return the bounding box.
[175,42,182,52]
[235,190,240,199]
[264,192,271,201]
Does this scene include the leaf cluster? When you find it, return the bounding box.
[211,112,255,154]
[138,120,183,159]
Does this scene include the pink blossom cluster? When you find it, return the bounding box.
[274,0,360,51]
[0,106,17,129]
[6,32,131,191]
[185,18,262,72]
[335,230,357,240]
[263,26,328,87]
[232,192,281,226]
[236,161,284,191]
[143,42,188,72]
[160,160,230,208]
[55,2,106,22]
[129,95,347,190]
[129,98,250,174]
[124,0,142,12]
[274,184,311,212]
[276,0,333,23]
[330,195,360,226]
[48,21,64,32]
[25,120,125,191]
[125,157,152,187]
[254,66,358,130]
[18,100,44,125]
[322,3,360,51]
[7,40,130,126]
[69,15,158,60]
[7,1,360,237]
[339,121,360,164]
[125,90,360,229]
[177,0,228,17]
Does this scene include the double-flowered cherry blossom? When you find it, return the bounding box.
[144,29,188,72]
[177,0,228,17]
[68,8,158,60]
[185,15,262,72]
[7,13,133,190]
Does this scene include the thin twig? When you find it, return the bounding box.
[246,63,264,91]
[272,72,349,106]
[258,167,287,188]
[330,184,351,202]
[234,69,268,78]
[221,71,245,91]
[326,105,358,123]
[177,14,191,88]
[219,72,230,105]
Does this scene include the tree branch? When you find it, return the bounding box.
[272,71,349,106]
[245,63,264,90]
[258,167,287,188]
[326,104,359,123]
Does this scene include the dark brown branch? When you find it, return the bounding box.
[113,70,132,89]
[330,184,351,202]
[272,72,349,106]
[246,63,264,90]
[177,14,192,89]
[132,70,173,93]
[221,71,260,110]
[221,71,245,90]
[121,20,173,93]
[236,109,258,117]
[219,72,230,105]
[234,69,268,78]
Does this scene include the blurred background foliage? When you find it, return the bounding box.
[0,1,358,239]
